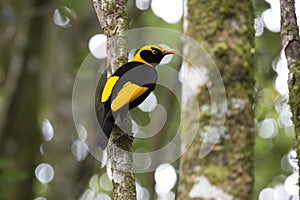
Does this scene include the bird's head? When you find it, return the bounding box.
[131,44,177,67]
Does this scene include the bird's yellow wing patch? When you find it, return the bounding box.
[111,82,148,111]
[101,76,119,103]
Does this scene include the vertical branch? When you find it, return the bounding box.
[93,0,128,75]
[280,0,300,190]
[93,0,136,199]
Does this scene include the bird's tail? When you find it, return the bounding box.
[94,110,115,149]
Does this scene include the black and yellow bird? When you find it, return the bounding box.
[95,44,177,149]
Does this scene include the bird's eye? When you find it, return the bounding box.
[152,50,157,55]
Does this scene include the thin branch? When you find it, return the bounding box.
[280,0,300,195]
[280,0,300,65]
[280,0,300,144]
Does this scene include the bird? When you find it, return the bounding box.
[95,44,177,149]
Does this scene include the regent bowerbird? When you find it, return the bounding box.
[95,44,177,149]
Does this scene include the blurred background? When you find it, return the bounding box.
[0,0,297,199]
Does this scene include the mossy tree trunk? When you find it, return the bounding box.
[177,0,255,199]
[280,0,300,193]
[93,0,136,199]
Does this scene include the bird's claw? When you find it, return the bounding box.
[112,132,134,144]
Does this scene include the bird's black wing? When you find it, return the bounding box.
[110,63,158,112]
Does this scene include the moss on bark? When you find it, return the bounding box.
[280,0,300,193]
[178,0,255,199]
[93,0,136,199]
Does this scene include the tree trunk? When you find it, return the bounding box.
[93,0,136,199]
[177,0,255,199]
[280,0,300,194]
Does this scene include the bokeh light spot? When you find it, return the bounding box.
[77,125,88,141]
[258,118,277,139]
[34,197,47,200]
[133,148,152,170]
[35,163,54,184]
[155,163,177,197]
[88,34,107,59]
[254,17,264,37]
[94,192,111,200]
[135,0,151,10]
[279,106,293,127]
[136,182,151,200]
[281,155,293,172]
[71,139,89,161]
[53,7,76,28]
[151,0,183,24]
[41,119,54,141]
[259,188,275,200]
[284,173,299,196]
[138,92,157,112]
[89,174,100,193]
[288,150,298,169]
[157,191,176,200]
[100,173,113,191]
[79,189,95,200]
[262,0,280,32]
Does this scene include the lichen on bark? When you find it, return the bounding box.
[93,0,136,199]
[93,0,128,75]
[280,0,300,193]
[178,0,255,199]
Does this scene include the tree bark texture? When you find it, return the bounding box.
[93,1,136,199]
[280,0,300,192]
[178,0,255,199]
[93,0,128,75]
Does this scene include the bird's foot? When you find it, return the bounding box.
[112,132,134,144]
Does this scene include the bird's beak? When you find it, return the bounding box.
[163,49,178,55]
